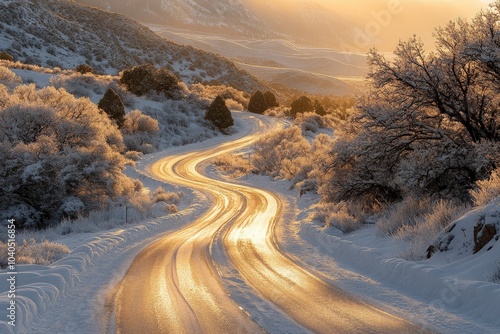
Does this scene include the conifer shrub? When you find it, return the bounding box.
[205,96,234,130]
[98,88,126,128]
[75,63,93,74]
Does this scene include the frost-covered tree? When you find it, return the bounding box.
[98,88,125,128]
[320,3,500,206]
[205,95,234,130]
[367,18,500,142]
[252,127,311,178]
[0,84,135,228]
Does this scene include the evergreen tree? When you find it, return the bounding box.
[248,90,267,114]
[314,99,326,116]
[205,96,234,130]
[263,91,278,109]
[98,88,125,128]
[290,96,314,117]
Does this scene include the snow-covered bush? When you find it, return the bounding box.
[124,150,143,161]
[376,197,433,236]
[0,239,69,267]
[139,98,217,147]
[122,109,160,153]
[264,106,288,118]
[212,153,253,178]
[471,169,500,206]
[190,83,249,111]
[313,201,368,233]
[0,65,22,84]
[395,200,468,260]
[0,84,136,228]
[252,127,311,179]
[153,187,183,205]
[294,112,336,134]
[49,72,112,97]
[0,60,64,74]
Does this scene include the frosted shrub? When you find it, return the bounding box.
[264,106,288,118]
[396,200,468,260]
[154,187,183,205]
[0,65,22,84]
[190,83,248,110]
[0,60,62,74]
[122,110,160,153]
[49,72,112,97]
[124,150,143,161]
[0,239,69,267]
[314,201,367,233]
[295,112,333,134]
[471,169,500,206]
[376,197,432,235]
[252,127,310,178]
[0,84,135,228]
[212,153,253,178]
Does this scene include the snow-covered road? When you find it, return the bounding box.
[112,112,429,333]
[2,112,498,333]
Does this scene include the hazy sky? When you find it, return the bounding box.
[314,0,495,50]
[245,0,496,50]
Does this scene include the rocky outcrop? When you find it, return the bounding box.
[474,219,498,253]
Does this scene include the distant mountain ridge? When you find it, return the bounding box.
[0,0,268,93]
[74,0,358,49]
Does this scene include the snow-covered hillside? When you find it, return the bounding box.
[76,0,269,37]
[0,0,268,93]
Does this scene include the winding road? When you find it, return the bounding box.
[112,113,430,333]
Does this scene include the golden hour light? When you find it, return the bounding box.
[1,1,499,333]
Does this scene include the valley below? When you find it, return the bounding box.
[148,24,368,96]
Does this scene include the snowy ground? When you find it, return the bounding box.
[1,114,499,333]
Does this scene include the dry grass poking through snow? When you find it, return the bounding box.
[212,153,253,178]
[0,239,70,268]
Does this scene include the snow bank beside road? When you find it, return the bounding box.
[0,209,202,333]
[299,219,500,329]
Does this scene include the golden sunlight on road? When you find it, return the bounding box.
[112,113,432,333]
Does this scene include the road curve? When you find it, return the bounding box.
[112,112,431,333]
